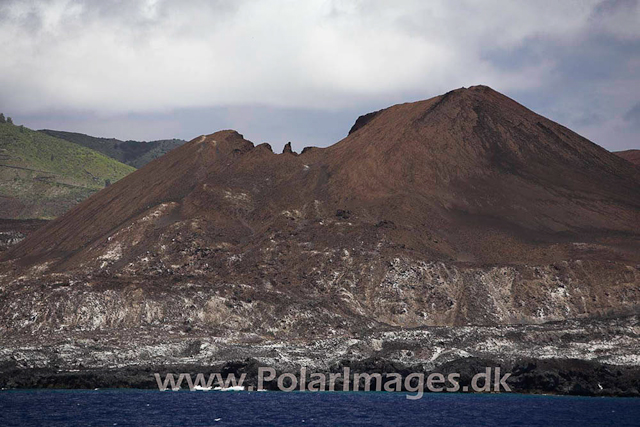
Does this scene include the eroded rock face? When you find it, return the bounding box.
[1,252,638,337]
[348,110,381,135]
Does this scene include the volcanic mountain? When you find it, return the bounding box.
[2,86,640,394]
[2,85,640,332]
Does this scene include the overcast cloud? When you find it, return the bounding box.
[0,0,638,152]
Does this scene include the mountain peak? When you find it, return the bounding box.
[347,85,509,137]
[196,129,248,144]
[192,130,255,157]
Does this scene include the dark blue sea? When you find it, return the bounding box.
[1,390,639,426]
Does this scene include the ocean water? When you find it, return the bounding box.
[1,390,639,426]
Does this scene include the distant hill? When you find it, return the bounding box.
[614,149,640,166]
[0,123,135,219]
[40,129,185,168]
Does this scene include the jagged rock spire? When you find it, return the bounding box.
[282,142,295,154]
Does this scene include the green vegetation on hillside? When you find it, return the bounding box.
[40,129,185,168]
[0,122,136,219]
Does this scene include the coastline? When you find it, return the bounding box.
[2,356,639,397]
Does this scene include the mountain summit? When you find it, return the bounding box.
[2,86,640,330]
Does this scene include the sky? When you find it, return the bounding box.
[0,0,639,153]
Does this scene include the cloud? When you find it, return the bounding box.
[0,0,639,150]
[624,102,640,127]
[0,0,634,113]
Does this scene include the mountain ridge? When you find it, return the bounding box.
[39,129,186,168]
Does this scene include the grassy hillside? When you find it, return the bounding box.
[40,129,185,168]
[0,123,135,219]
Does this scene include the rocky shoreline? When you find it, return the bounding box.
[1,315,638,396]
[2,357,639,397]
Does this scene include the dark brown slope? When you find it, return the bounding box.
[4,130,326,268]
[323,86,640,262]
[615,149,640,166]
[5,86,640,270]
